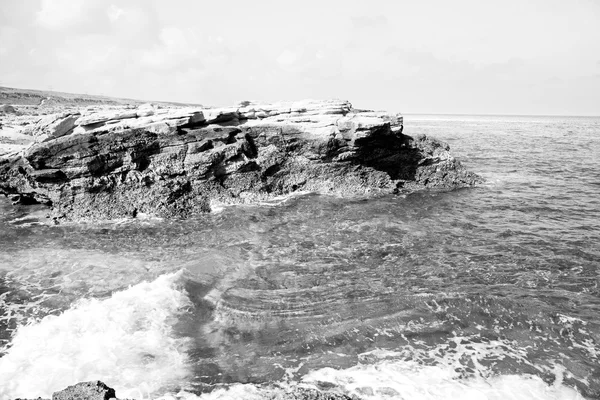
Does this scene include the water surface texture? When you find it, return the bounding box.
[0,115,599,399]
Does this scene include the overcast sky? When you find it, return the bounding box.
[1,0,599,115]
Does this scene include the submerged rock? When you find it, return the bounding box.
[0,99,483,221]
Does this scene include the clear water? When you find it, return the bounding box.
[0,115,599,399]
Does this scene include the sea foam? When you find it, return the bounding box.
[175,361,584,400]
[299,359,584,400]
[0,271,192,400]
[171,343,586,400]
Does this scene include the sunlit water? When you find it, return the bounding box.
[0,115,599,399]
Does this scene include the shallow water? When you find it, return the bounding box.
[0,114,599,399]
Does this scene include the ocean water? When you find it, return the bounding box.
[0,114,599,399]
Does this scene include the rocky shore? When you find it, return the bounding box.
[0,92,482,222]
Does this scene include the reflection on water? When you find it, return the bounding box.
[0,115,599,399]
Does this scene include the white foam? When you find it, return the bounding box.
[155,365,584,400]
[0,271,192,400]
[210,191,313,213]
[298,341,586,400]
[301,360,584,400]
[171,361,583,400]
[169,341,586,400]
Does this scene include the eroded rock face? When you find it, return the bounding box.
[0,99,483,221]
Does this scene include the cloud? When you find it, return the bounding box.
[351,15,388,29]
[36,0,89,29]
[108,4,160,46]
[140,27,202,70]
[385,47,440,68]
[58,37,118,71]
[545,76,564,84]
[274,45,342,84]
[107,5,124,22]
[35,0,143,35]
[277,49,298,67]
[0,26,20,53]
[0,1,37,26]
[484,57,525,71]
[0,25,33,66]
[383,46,531,86]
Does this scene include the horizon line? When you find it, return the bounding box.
[402,112,600,118]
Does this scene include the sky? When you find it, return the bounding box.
[0,0,599,115]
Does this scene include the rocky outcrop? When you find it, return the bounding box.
[52,381,115,400]
[14,380,358,400]
[0,99,482,221]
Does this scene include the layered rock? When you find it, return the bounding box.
[0,99,482,221]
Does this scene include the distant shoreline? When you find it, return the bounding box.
[0,85,202,108]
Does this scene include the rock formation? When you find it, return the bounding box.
[14,380,357,400]
[0,99,482,221]
[52,381,115,400]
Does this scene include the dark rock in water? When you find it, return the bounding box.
[52,381,115,400]
[0,99,483,221]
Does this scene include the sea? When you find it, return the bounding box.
[0,114,598,400]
